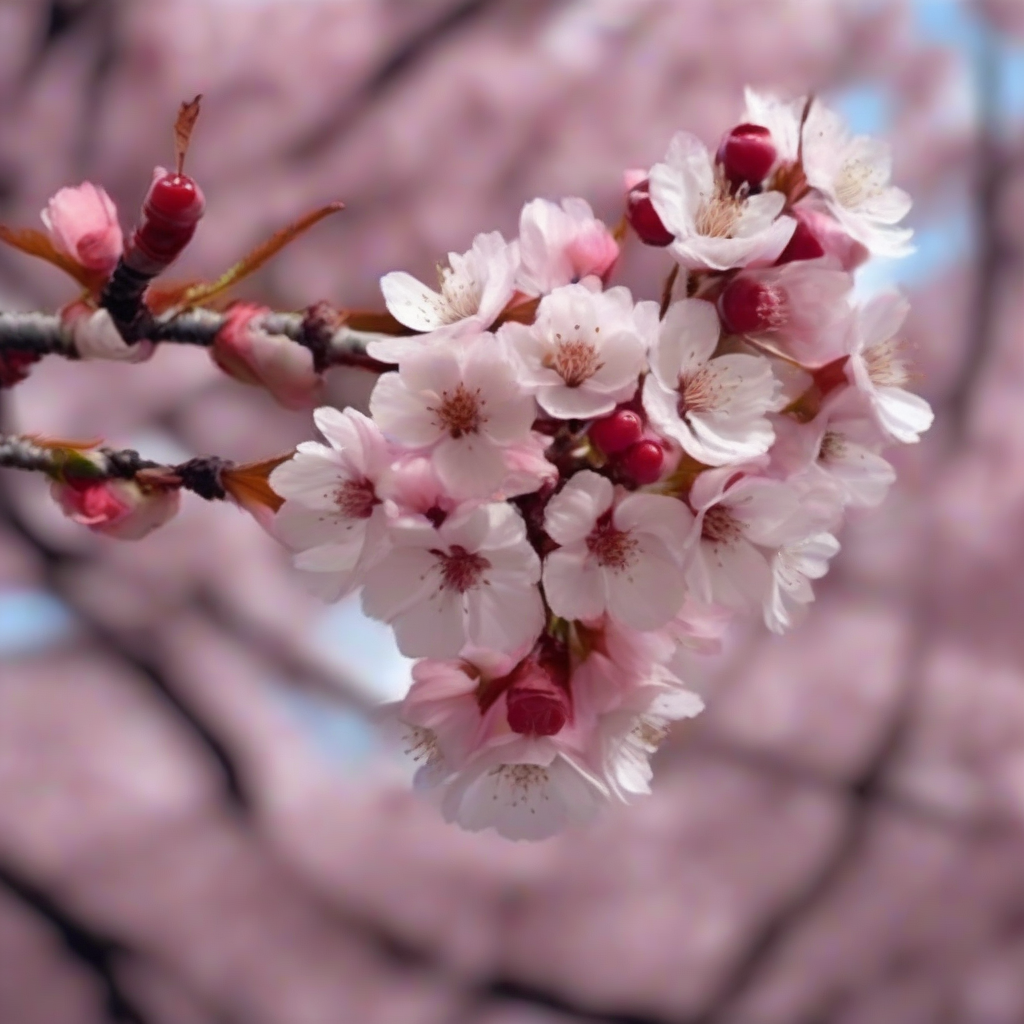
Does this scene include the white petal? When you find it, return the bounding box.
[433,435,507,499]
[269,451,346,509]
[381,271,448,331]
[873,386,933,444]
[604,536,687,630]
[536,383,617,420]
[613,492,694,559]
[466,580,546,653]
[651,299,720,386]
[542,547,607,621]
[369,372,444,447]
[544,470,612,546]
[392,588,467,658]
[361,547,439,622]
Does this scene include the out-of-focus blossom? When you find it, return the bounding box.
[41,181,123,275]
[50,476,180,540]
[765,530,840,634]
[648,132,796,269]
[643,297,780,465]
[212,302,321,410]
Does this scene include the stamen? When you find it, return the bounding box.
[436,544,490,593]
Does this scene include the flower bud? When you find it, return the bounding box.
[777,207,869,270]
[505,646,571,737]
[40,182,123,275]
[719,276,784,334]
[125,167,206,274]
[212,303,321,410]
[622,440,665,484]
[0,351,40,388]
[716,123,777,188]
[50,477,180,540]
[625,178,674,247]
[589,409,643,455]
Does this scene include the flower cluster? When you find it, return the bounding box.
[272,88,931,840]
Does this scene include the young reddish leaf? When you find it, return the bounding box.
[222,453,294,515]
[0,226,106,292]
[166,203,345,311]
[23,434,103,452]
[174,95,203,174]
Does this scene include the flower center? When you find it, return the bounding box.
[433,384,484,438]
[818,429,846,464]
[488,763,550,805]
[439,265,482,322]
[678,366,726,415]
[863,339,909,388]
[694,186,743,238]
[586,515,639,571]
[403,726,441,766]
[834,159,884,210]
[701,505,743,544]
[544,332,603,388]
[335,478,378,519]
[436,544,490,593]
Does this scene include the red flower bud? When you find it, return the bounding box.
[719,276,784,334]
[0,351,40,388]
[589,409,644,455]
[622,440,665,484]
[129,168,206,270]
[504,642,571,737]
[775,217,826,264]
[626,178,674,247]
[716,123,777,188]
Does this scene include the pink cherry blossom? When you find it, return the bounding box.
[542,470,693,630]
[770,391,896,508]
[801,98,914,258]
[786,204,870,271]
[501,281,655,419]
[41,181,123,275]
[516,196,619,295]
[740,87,804,165]
[717,259,854,366]
[648,131,796,270]
[368,334,537,500]
[269,408,392,601]
[643,297,781,465]
[50,477,180,540]
[361,502,544,658]
[212,303,321,410]
[371,231,519,361]
[843,291,934,443]
[765,531,840,635]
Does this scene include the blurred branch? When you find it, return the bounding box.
[0,860,150,1024]
[0,307,391,373]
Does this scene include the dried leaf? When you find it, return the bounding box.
[174,95,203,174]
[156,203,345,311]
[222,453,293,514]
[0,226,106,292]
[341,309,412,335]
[24,434,102,452]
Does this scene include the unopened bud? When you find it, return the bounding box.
[505,643,571,736]
[589,409,643,455]
[716,123,776,188]
[625,178,674,247]
[622,440,665,485]
[127,168,206,272]
[719,276,784,334]
[50,477,180,541]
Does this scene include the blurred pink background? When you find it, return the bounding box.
[2,1,1024,1021]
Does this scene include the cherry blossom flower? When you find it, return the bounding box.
[801,99,914,258]
[717,259,853,367]
[648,132,796,270]
[371,231,519,362]
[501,281,655,419]
[361,502,544,658]
[782,205,870,271]
[212,303,321,410]
[843,291,933,443]
[542,470,692,630]
[643,298,781,466]
[770,391,896,508]
[368,335,537,500]
[41,181,123,275]
[51,477,180,540]
[516,197,619,295]
[765,531,840,634]
[270,408,392,601]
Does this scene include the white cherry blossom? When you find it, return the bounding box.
[270,408,392,601]
[741,87,804,164]
[844,291,933,444]
[643,298,781,466]
[765,531,840,635]
[648,131,795,270]
[501,281,655,419]
[361,502,544,658]
[516,196,619,295]
[802,99,913,258]
[542,471,693,630]
[369,335,537,500]
[371,231,519,362]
